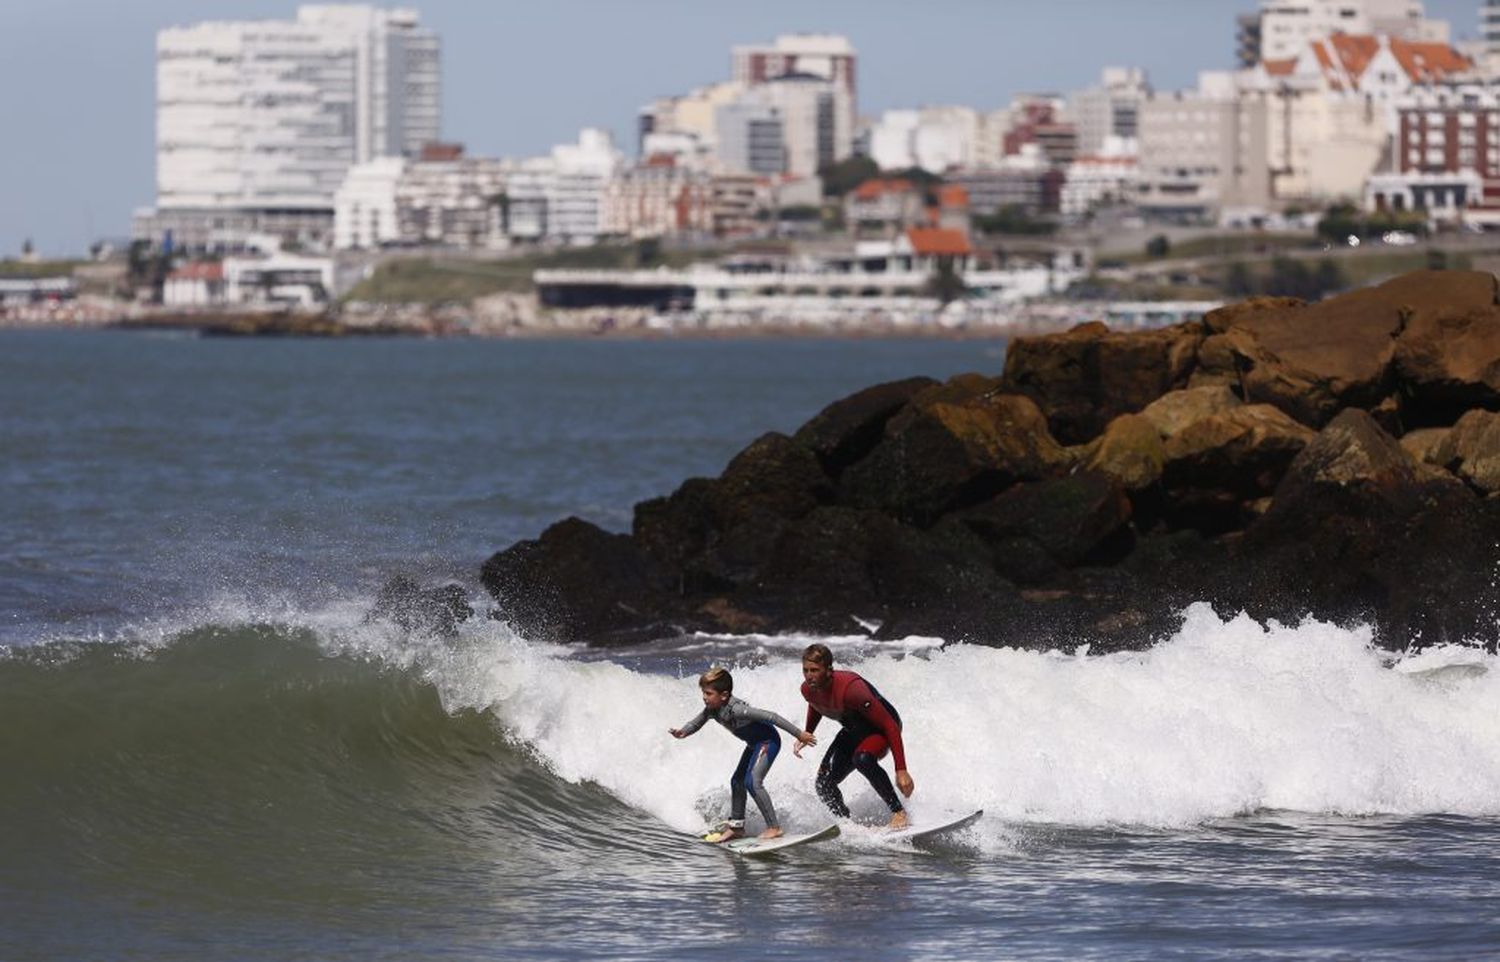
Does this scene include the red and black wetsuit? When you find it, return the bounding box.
[801,670,906,817]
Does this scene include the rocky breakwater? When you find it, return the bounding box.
[481,270,1500,651]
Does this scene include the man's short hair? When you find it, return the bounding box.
[801,643,833,668]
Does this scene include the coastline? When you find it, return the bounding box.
[1,301,1200,341]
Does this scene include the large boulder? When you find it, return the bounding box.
[481,517,677,645]
[793,376,937,477]
[368,576,474,637]
[1078,413,1166,492]
[1161,403,1317,531]
[742,506,1018,638]
[1239,408,1491,644]
[632,432,831,588]
[841,387,1068,525]
[1219,271,1496,428]
[1432,408,1500,494]
[1391,281,1500,424]
[939,472,1134,585]
[1139,384,1244,439]
[1001,321,1204,444]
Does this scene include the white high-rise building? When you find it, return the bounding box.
[731,34,856,171]
[715,101,785,175]
[1067,68,1150,158]
[146,4,439,251]
[727,76,848,178]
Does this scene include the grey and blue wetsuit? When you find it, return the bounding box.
[678,696,802,830]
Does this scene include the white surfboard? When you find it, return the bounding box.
[870,809,983,845]
[708,823,841,856]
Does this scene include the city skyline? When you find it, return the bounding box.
[1,0,1484,256]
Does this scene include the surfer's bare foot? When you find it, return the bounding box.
[714,827,745,843]
[758,827,784,840]
[887,811,909,830]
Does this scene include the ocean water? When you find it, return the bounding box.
[3,329,1499,961]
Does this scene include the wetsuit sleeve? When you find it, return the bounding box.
[677,708,709,736]
[736,702,803,737]
[847,678,906,770]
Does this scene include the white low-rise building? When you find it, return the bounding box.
[1062,145,1140,217]
[163,261,227,306]
[334,157,406,249]
[223,251,336,307]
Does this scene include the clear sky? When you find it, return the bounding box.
[0,0,1483,257]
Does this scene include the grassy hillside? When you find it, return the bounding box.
[342,244,716,304]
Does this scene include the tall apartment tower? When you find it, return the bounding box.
[1487,0,1500,54]
[731,34,855,171]
[1067,67,1151,157]
[146,4,439,251]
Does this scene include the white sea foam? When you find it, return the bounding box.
[406,602,1500,843]
[86,590,1500,844]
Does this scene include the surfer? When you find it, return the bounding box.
[670,667,817,843]
[795,643,914,829]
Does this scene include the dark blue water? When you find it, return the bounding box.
[3,328,1499,962]
[1,329,1004,645]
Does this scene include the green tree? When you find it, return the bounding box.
[924,256,968,306]
[974,205,1056,236]
[1145,234,1171,259]
[1313,259,1345,296]
[818,156,880,198]
[1266,257,1311,298]
[778,204,823,222]
[1224,261,1256,297]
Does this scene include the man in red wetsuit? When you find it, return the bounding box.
[794,643,915,828]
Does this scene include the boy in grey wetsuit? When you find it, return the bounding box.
[670,667,816,842]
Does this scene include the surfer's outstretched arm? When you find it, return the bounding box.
[669,709,709,739]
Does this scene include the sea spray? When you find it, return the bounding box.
[406,602,1500,843]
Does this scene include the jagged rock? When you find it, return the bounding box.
[840,389,1068,525]
[1078,414,1166,492]
[714,431,832,525]
[1200,296,1306,334]
[1391,281,1500,424]
[1399,426,1450,466]
[368,576,474,636]
[741,506,1017,638]
[1001,321,1204,444]
[1140,385,1244,439]
[1432,408,1500,494]
[1162,404,1317,531]
[632,432,831,589]
[481,517,676,645]
[1239,409,1490,644]
[1222,271,1495,428]
[793,376,937,477]
[939,473,1134,585]
[477,270,1500,652]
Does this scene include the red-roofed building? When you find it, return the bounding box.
[845,177,926,236]
[1272,32,1473,96]
[1239,33,1474,205]
[904,227,972,257]
[163,260,225,307]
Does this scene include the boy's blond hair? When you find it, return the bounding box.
[699,666,733,693]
